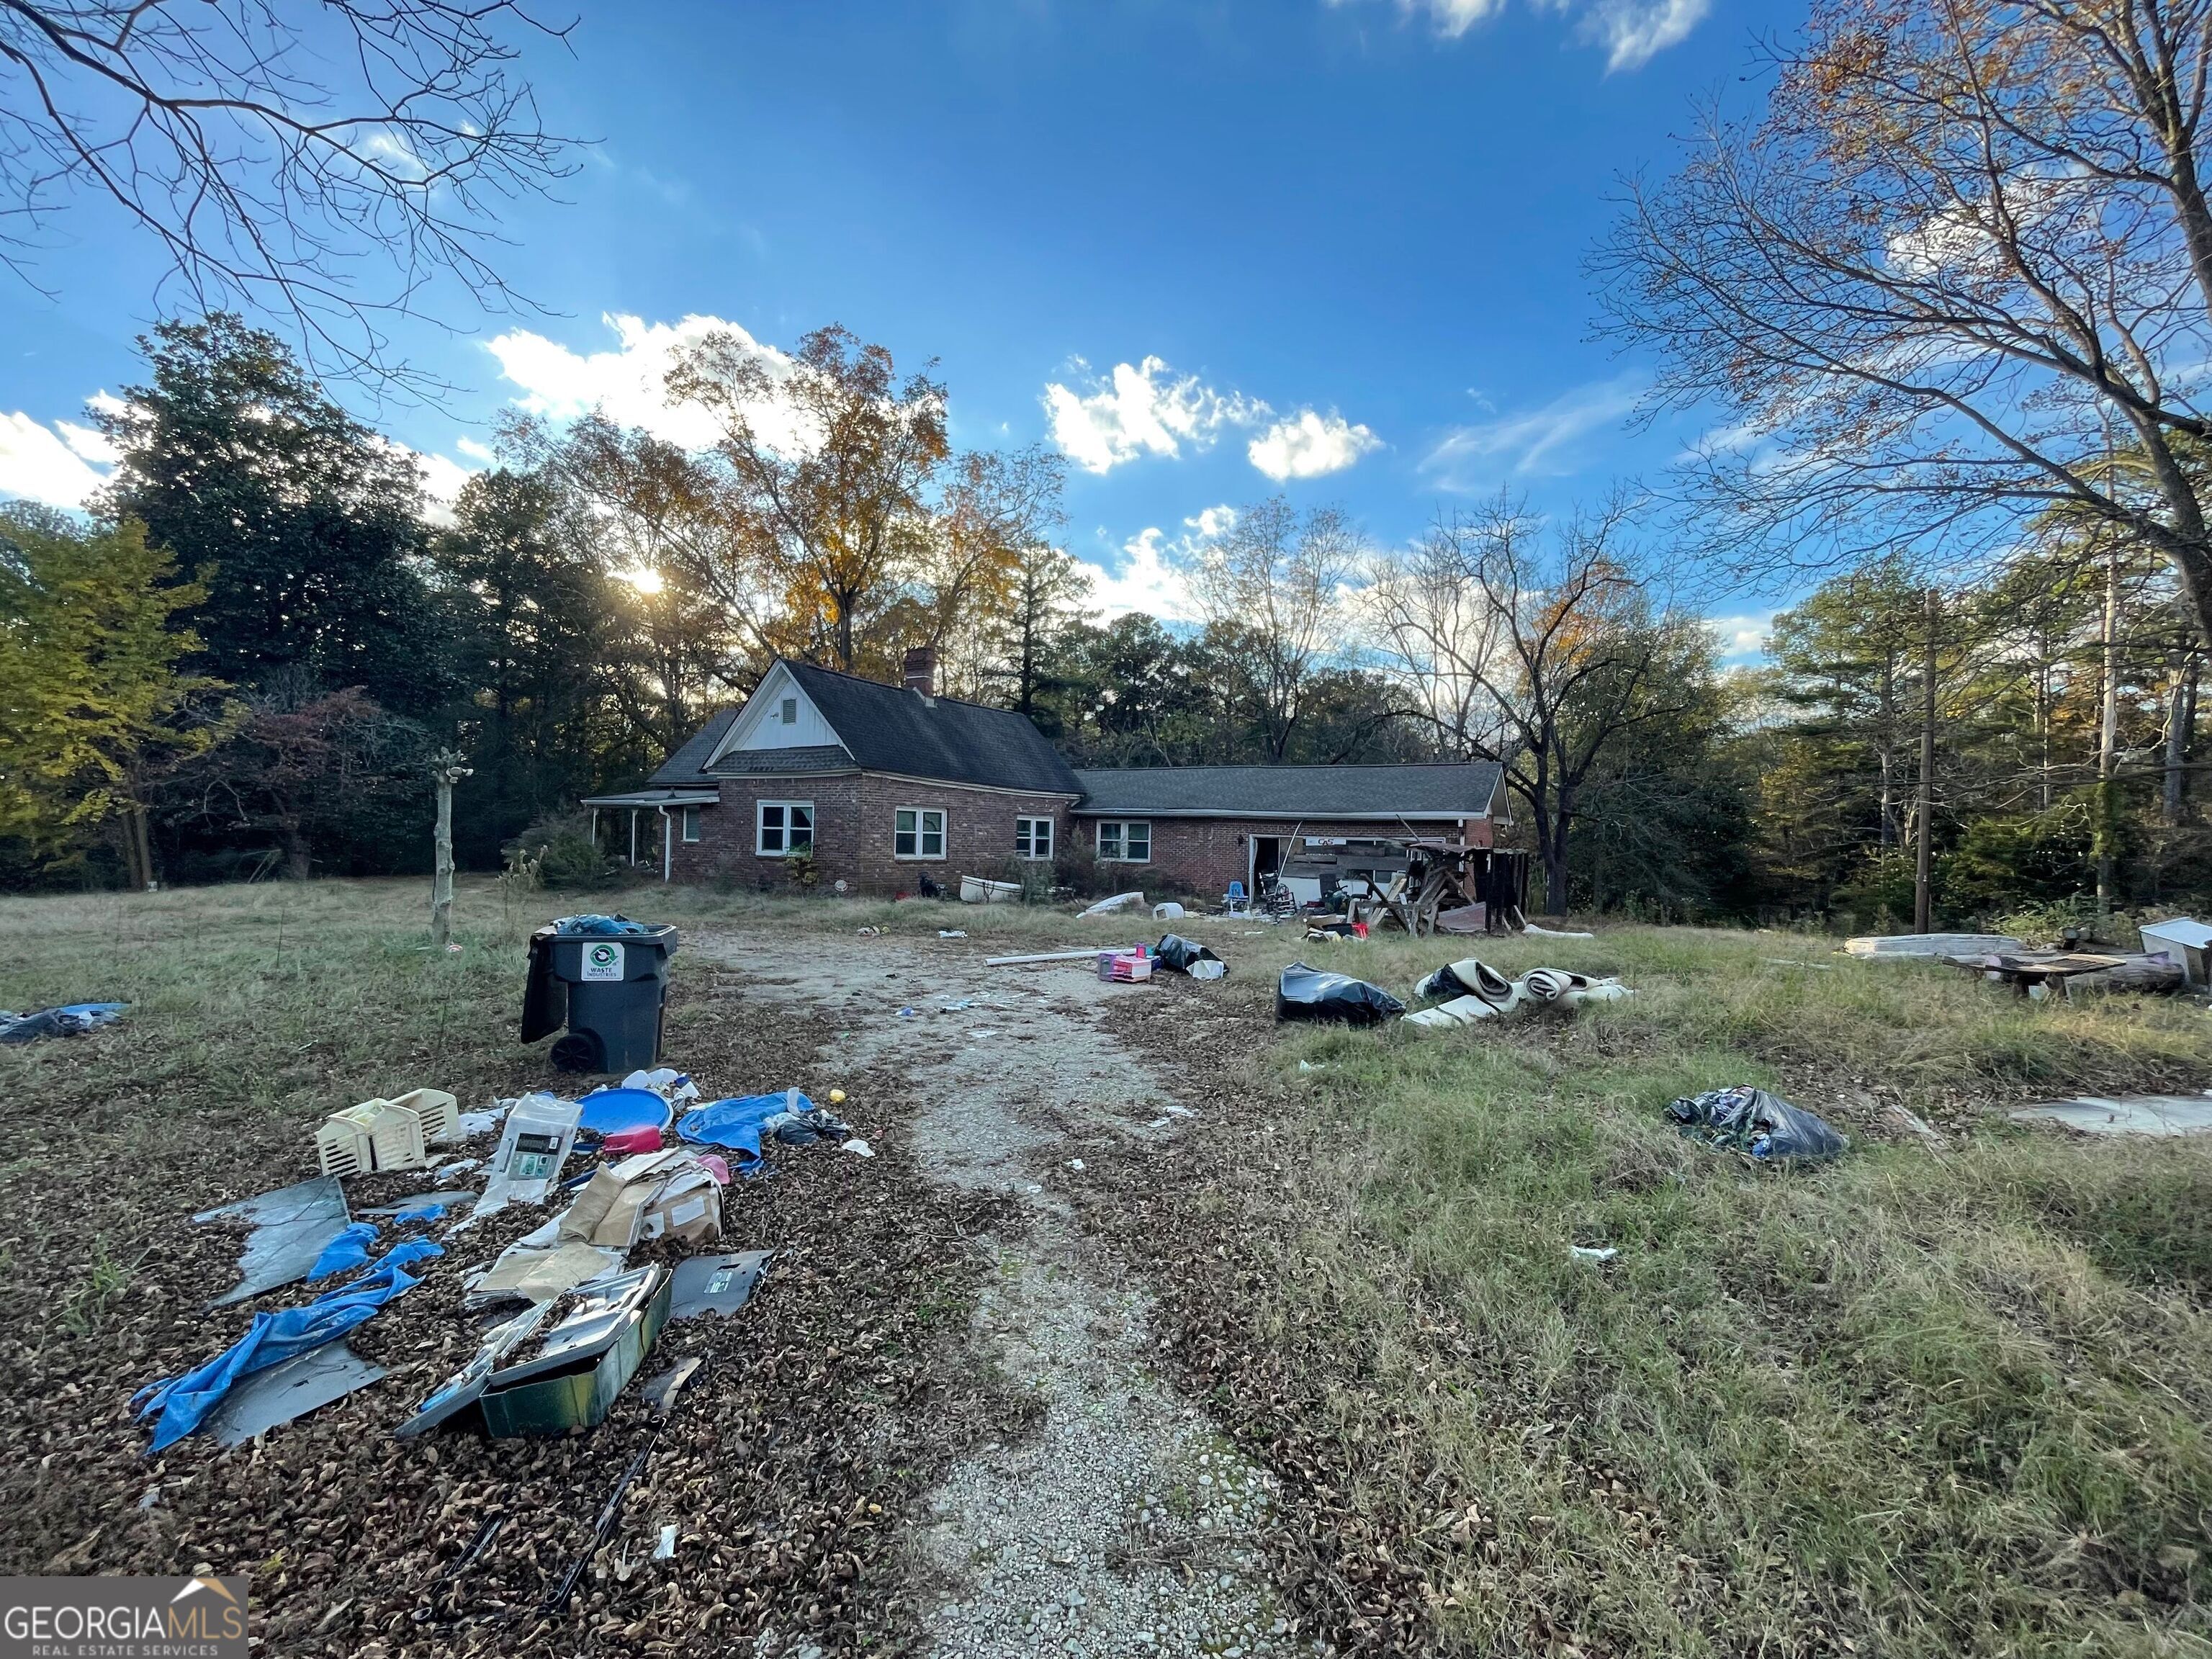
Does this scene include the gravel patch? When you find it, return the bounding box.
[691,928,1303,1659]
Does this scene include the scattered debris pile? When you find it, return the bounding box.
[1666,1085,1848,1163]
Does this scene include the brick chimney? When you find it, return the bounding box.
[903,645,938,697]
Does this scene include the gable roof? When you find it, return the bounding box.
[1070,761,1506,821]
[657,660,1084,796]
[776,662,1084,795]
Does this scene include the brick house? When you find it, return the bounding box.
[585,649,1507,896]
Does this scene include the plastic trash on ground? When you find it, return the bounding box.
[0,1002,127,1044]
[472,1093,583,1219]
[1414,958,1519,1007]
[1275,963,1406,1025]
[1154,935,1228,976]
[1099,948,1154,983]
[1081,891,1146,917]
[135,1257,426,1451]
[206,1342,387,1447]
[313,1089,457,1177]
[1153,902,1186,920]
[1667,1086,1848,1163]
[576,1086,673,1138]
[197,1176,352,1307]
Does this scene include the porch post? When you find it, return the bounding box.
[629,809,638,866]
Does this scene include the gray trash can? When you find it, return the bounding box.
[531,925,678,1074]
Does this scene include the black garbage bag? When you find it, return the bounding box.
[1275,962,1406,1025]
[1155,934,1226,975]
[1666,1086,1848,1163]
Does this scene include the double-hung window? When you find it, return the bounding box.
[1015,816,1053,860]
[757,801,814,856]
[894,807,946,860]
[680,806,701,843]
[1096,820,1151,863]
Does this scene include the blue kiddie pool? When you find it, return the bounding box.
[575,1087,673,1138]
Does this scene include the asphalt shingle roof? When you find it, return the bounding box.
[647,709,740,788]
[1070,761,1504,819]
[780,663,1084,795]
[653,662,1082,796]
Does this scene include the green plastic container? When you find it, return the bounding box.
[479,1266,673,1437]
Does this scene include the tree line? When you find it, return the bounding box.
[9,297,2212,929]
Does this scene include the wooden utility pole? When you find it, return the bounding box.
[1915,586,1938,935]
[429,750,472,952]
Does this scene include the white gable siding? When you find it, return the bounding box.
[709,662,842,758]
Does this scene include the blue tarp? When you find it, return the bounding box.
[675,1089,818,1169]
[0,1002,127,1044]
[552,914,652,936]
[306,1223,381,1282]
[135,1259,425,1451]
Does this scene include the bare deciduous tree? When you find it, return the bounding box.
[1371,493,1703,914]
[1190,497,1362,762]
[0,0,575,386]
[1593,0,2212,650]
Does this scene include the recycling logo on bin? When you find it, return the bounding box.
[580,941,625,981]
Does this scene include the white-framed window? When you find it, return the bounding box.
[780,697,797,724]
[1015,816,1053,861]
[680,806,701,843]
[894,806,946,860]
[1097,820,1151,863]
[757,801,814,856]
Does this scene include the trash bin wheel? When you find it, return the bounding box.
[550,1031,603,1073]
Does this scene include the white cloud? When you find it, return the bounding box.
[1042,356,1268,474]
[454,435,499,464]
[414,451,479,509]
[1706,610,1776,665]
[1079,505,1236,622]
[1248,410,1382,480]
[485,313,798,452]
[1583,0,1708,70]
[0,411,112,508]
[1338,0,1707,70]
[1422,374,1643,489]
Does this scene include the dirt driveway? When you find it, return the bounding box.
[692,926,1300,1659]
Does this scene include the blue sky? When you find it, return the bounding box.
[0,0,1787,658]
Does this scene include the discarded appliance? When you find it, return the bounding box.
[521,919,679,1074]
[0,1001,126,1044]
[314,1089,459,1177]
[197,1175,352,1307]
[2009,1092,2212,1137]
[1666,1086,1848,1163]
[2139,917,2212,986]
[477,1265,673,1437]
[1153,902,1186,920]
[472,1093,584,1219]
[1275,963,1406,1025]
[960,875,1021,904]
